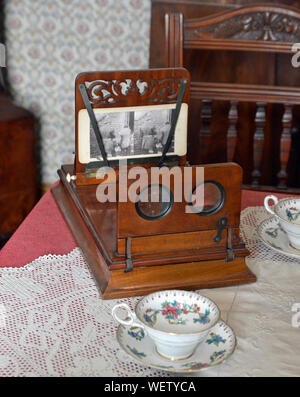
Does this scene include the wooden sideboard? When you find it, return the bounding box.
[150,0,300,188]
[0,0,38,247]
[0,93,38,247]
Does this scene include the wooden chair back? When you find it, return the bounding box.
[165,5,300,190]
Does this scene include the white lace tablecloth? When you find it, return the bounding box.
[1,206,300,377]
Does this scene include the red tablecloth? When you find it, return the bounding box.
[0,185,297,268]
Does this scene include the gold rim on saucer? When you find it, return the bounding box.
[289,242,300,251]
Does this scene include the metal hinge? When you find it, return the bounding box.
[214,217,228,243]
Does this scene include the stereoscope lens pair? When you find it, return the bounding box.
[135,181,225,220]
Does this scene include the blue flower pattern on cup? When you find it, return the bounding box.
[286,207,300,222]
[194,309,210,324]
[143,309,160,327]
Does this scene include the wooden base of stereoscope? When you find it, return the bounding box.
[51,68,256,299]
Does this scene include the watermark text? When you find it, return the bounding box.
[95,161,205,213]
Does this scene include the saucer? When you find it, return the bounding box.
[257,216,300,259]
[116,320,236,373]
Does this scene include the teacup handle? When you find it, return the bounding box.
[112,303,145,330]
[264,195,278,216]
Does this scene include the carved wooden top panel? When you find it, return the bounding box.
[75,68,190,109]
[84,77,182,106]
[185,4,300,43]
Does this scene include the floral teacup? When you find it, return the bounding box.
[112,290,220,360]
[264,195,300,249]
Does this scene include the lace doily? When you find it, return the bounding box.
[0,206,300,377]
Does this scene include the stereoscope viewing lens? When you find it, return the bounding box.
[191,181,225,215]
[135,184,173,220]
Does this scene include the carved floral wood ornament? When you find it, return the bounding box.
[241,12,300,41]
[183,4,300,51]
[84,78,182,106]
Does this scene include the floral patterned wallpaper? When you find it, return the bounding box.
[4,0,151,184]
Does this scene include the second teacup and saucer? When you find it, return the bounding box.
[258,195,300,258]
[257,216,300,259]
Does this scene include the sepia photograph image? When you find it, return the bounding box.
[90,108,174,159]
[78,104,188,164]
